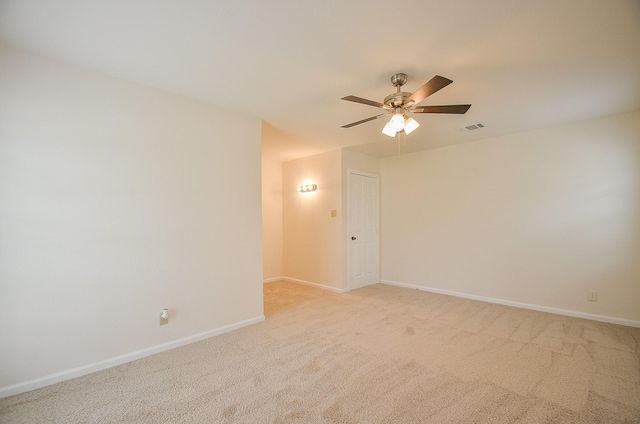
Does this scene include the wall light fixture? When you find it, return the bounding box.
[298,184,317,193]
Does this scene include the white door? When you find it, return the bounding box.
[348,170,379,290]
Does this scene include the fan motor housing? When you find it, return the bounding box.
[384,92,411,108]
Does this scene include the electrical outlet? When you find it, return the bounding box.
[587,291,598,302]
[160,308,169,325]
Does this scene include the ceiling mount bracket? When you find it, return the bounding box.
[390,73,408,88]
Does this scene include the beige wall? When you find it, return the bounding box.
[0,44,264,393]
[277,149,379,290]
[261,152,283,281]
[282,150,343,290]
[380,110,640,323]
[342,149,381,176]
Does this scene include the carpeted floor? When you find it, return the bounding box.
[1,281,639,423]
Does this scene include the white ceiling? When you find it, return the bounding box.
[1,0,639,162]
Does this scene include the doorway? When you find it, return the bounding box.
[347,170,380,290]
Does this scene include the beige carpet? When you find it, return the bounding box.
[1,281,639,423]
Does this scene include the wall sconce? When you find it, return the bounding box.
[297,184,317,193]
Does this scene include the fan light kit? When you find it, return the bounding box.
[341,73,471,138]
[383,114,420,137]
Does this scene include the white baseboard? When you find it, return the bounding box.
[282,277,349,293]
[263,276,285,284]
[0,315,265,399]
[380,279,640,328]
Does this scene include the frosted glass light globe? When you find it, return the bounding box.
[389,113,405,132]
[404,117,420,134]
[382,122,396,137]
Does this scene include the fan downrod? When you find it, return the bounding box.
[385,73,411,108]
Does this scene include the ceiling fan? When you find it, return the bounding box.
[341,73,471,137]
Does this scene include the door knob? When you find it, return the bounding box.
[351,236,356,240]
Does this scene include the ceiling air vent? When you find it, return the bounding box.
[458,123,486,132]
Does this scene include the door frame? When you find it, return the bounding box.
[346,169,380,291]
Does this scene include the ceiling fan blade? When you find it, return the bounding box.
[341,113,389,128]
[403,75,453,107]
[410,104,472,114]
[342,95,385,108]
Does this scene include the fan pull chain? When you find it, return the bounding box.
[396,131,407,155]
